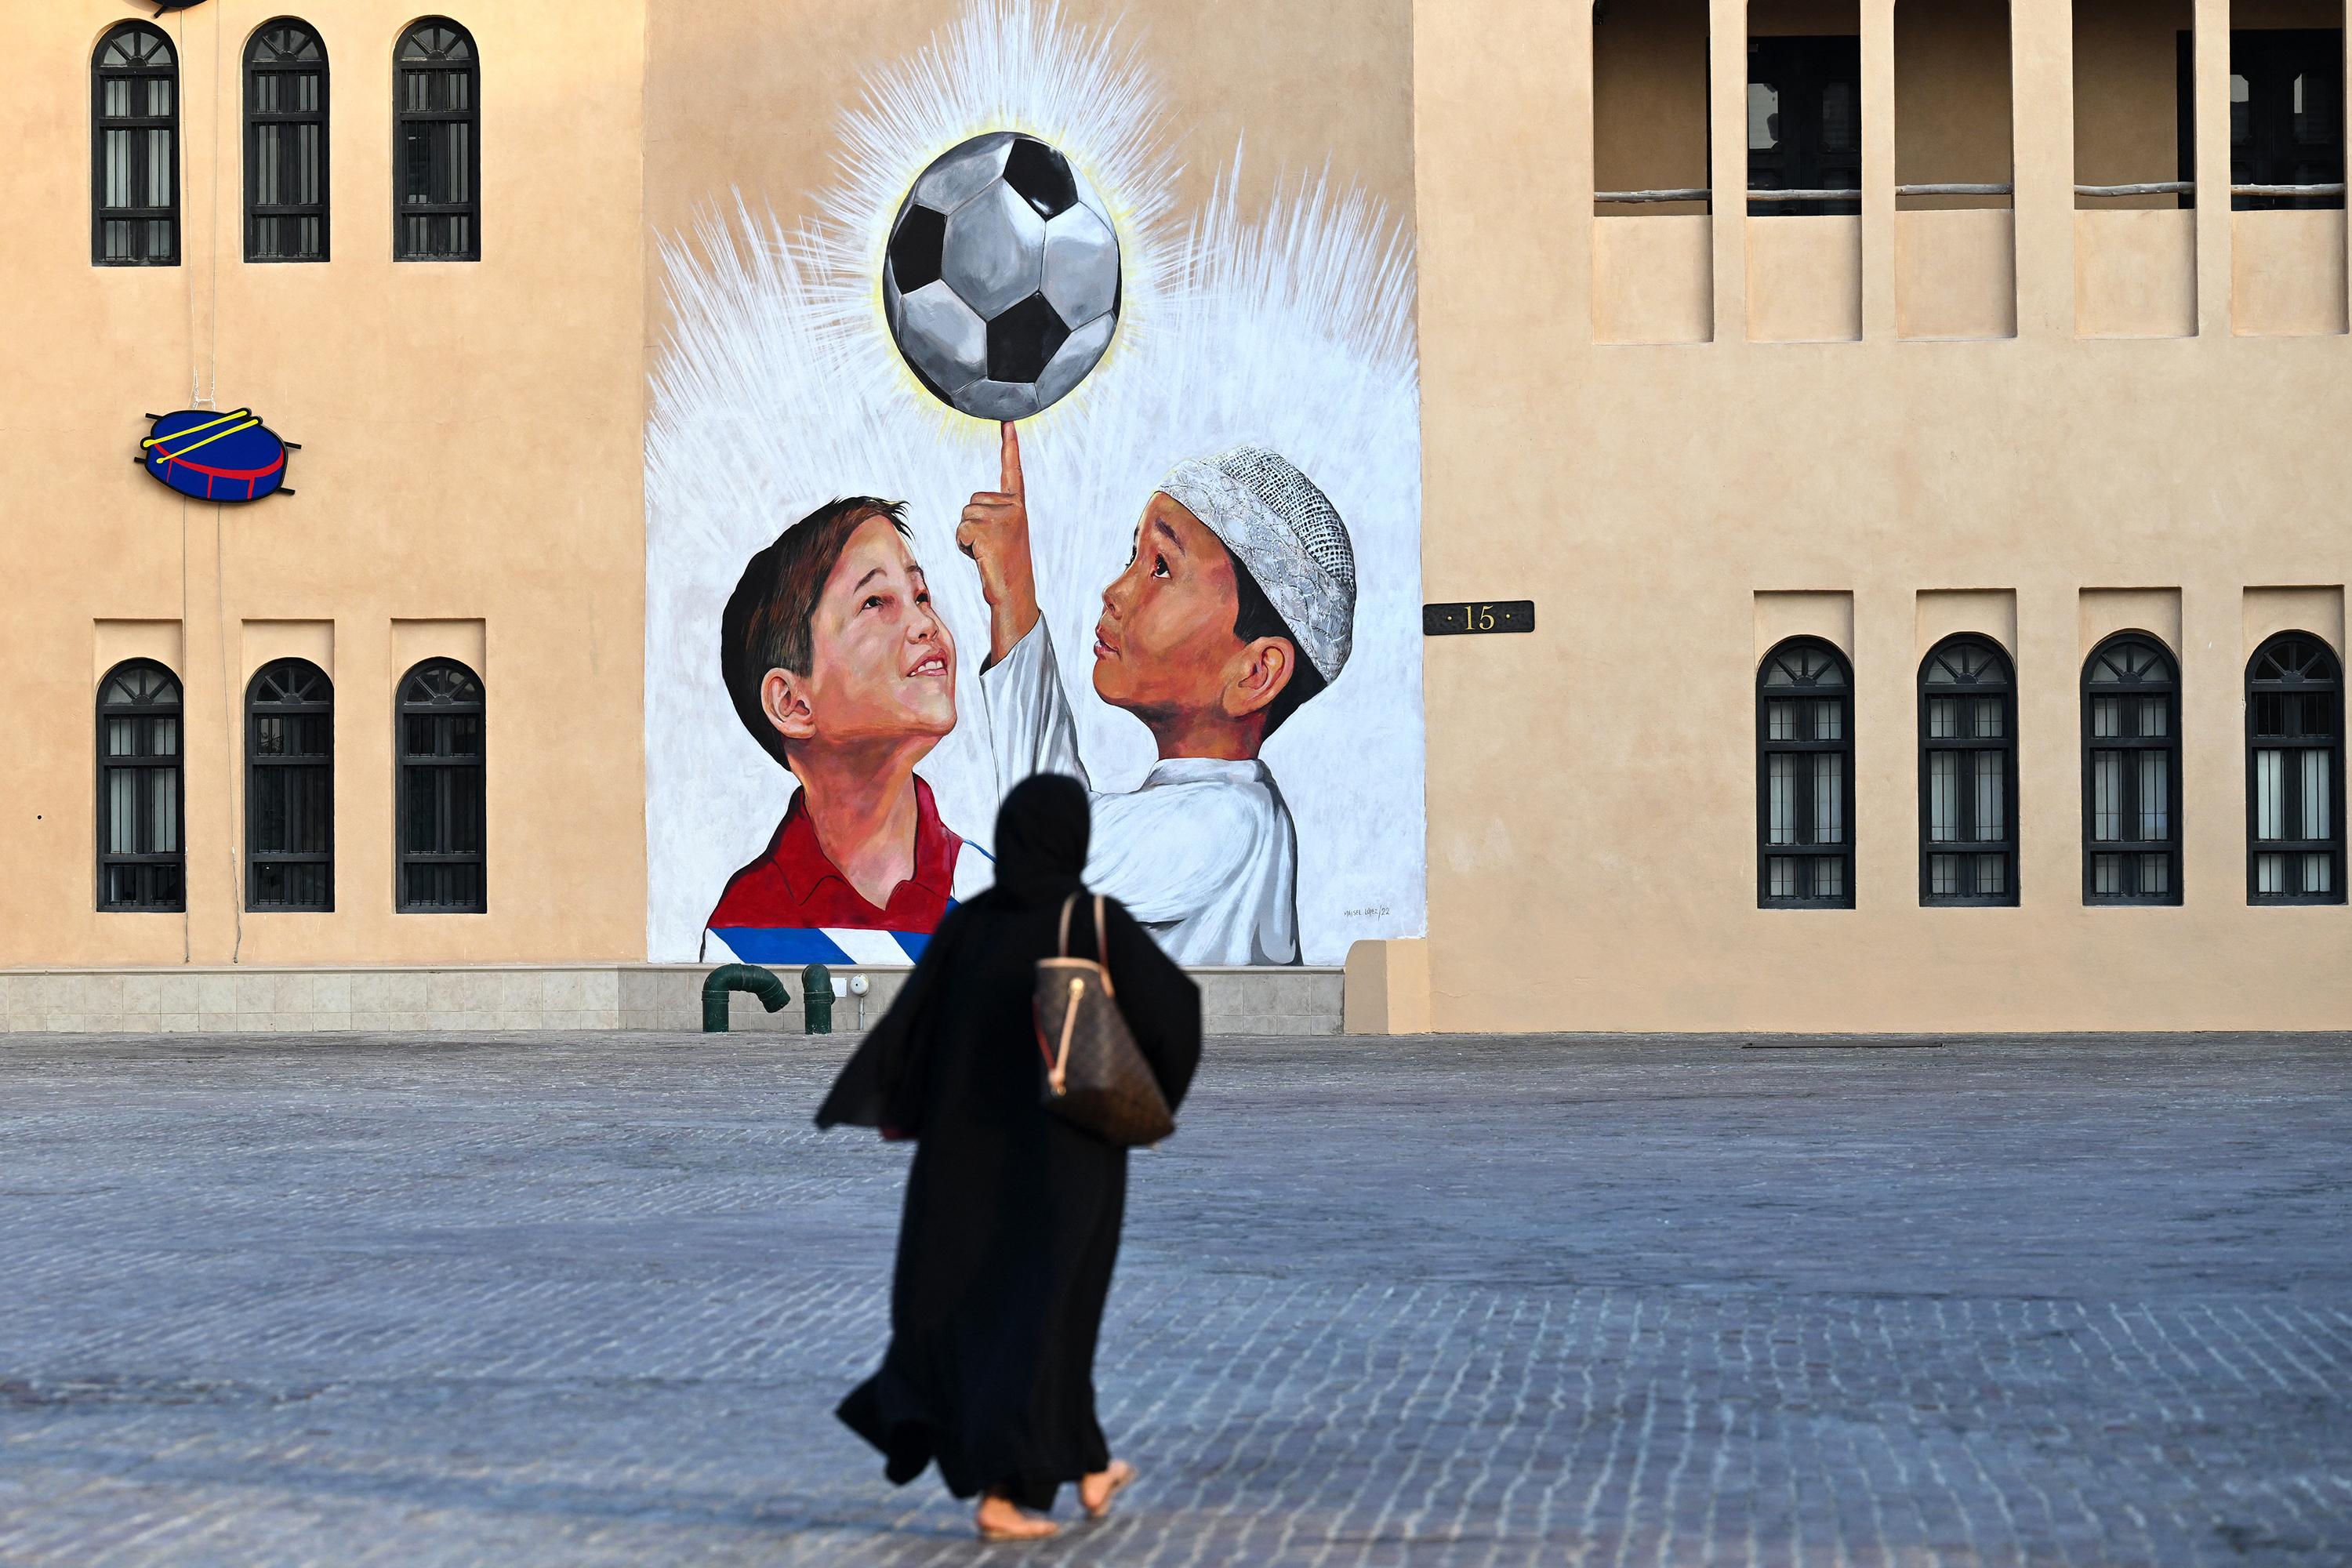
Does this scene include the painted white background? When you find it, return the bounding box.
[644,1,1423,964]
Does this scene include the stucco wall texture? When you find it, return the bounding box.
[1417,0,2352,1032]
[9,1,2352,1033]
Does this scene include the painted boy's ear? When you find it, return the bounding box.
[1221,637,1297,720]
[761,667,818,743]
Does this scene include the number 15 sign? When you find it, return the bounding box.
[1422,600,1534,636]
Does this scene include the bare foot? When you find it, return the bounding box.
[975,1494,1058,1541]
[1080,1459,1136,1518]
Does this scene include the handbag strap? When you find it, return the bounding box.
[1053,895,1115,996]
[1094,896,1116,996]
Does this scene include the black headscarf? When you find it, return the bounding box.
[989,773,1091,906]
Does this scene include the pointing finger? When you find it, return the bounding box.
[1000,420,1023,498]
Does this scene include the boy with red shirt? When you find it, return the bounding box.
[702,498,992,965]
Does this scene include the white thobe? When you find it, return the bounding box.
[980,622,1302,966]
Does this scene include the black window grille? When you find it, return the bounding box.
[2246,632,2345,903]
[1759,638,1856,907]
[246,659,334,911]
[246,20,328,261]
[93,23,179,265]
[1747,35,1863,215]
[2082,633,2182,905]
[395,20,479,260]
[1919,636,2019,906]
[397,660,486,912]
[97,660,186,912]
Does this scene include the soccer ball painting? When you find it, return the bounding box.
[883,132,1122,421]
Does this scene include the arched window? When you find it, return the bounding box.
[2082,633,2181,904]
[246,20,328,261]
[93,23,179,265]
[2246,633,2344,902]
[397,660,486,912]
[394,20,479,260]
[97,661,185,911]
[1919,636,2018,904]
[247,659,333,911]
[1759,638,1855,907]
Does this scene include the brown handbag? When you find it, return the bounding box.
[1033,895,1176,1147]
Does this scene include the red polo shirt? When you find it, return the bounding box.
[706,777,964,934]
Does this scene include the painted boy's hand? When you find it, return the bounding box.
[957,420,1040,664]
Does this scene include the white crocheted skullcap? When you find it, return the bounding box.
[1156,444,1357,684]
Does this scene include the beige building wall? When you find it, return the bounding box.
[1414,0,2352,1033]
[0,2,649,967]
[11,0,2350,1036]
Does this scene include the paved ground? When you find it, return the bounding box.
[1,1032,2347,1566]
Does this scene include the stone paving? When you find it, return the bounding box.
[1,1031,2348,1566]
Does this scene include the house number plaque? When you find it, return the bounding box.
[1422,600,1534,636]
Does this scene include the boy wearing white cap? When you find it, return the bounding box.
[959,424,1356,965]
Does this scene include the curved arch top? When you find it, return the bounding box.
[247,17,327,64]
[1759,634,1853,690]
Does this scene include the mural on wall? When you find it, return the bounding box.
[645,0,1422,967]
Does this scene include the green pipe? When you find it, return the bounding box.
[702,964,790,1033]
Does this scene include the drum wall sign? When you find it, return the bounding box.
[138,409,298,502]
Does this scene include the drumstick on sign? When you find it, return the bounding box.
[138,408,296,503]
[140,409,252,450]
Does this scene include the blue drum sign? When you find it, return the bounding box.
[140,409,294,503]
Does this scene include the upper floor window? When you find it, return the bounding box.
[1748,18,1862,216]
[247,659,334,911]
[2225,26,2345,210]
[1592,0,1711,215]
[97,661,185,912]
[246,20,328,261]
[395,20,480,260]
[398,660,487,912]
[1759,638,1855,907]
[93,24,179,265]
[1893,0,2014,213]
[2247,633,2344,902]
[1919,636,2018,906]
[2082,633,2181,904]
[2073,0,2196,212]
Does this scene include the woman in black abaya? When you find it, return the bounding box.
[817,774,1202,1542]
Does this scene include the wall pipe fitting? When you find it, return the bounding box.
[702,964,789,1033]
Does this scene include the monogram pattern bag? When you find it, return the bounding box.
[1033,895,1176,1147]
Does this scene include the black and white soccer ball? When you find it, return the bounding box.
[883,132,1121,420]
